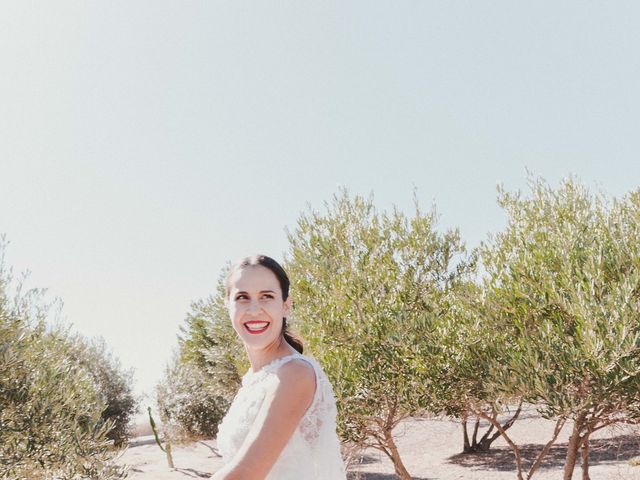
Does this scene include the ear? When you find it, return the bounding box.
[283,296,292,316]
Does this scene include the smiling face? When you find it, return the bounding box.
[227,265,292,351]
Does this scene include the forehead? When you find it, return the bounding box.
[228,265,281,293]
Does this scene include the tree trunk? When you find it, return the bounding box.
[463,403,522,453]
[476,432,496,452]
[462,416,485,453]
[472,417,481,446]
[383,427,412,480]
[563,423,583,480]
[474,409,525,480]
[581,434,590,480]
[462,417,471,452]
[526,417,566,480]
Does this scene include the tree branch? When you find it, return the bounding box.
[527,417,566,479]
[474,408,525,480]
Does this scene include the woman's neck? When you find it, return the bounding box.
[246,337,297,373]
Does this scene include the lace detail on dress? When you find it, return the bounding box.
[216,352,347,480]
[262,354,331,445]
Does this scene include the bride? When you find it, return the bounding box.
[212,255,347,480]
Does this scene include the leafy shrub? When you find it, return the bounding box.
[156,272,245,441]
[72,336,138,447]
[156,355,230,440]
[178,273,245,401]
[0,240,128,479]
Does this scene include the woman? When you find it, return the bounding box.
[212,255,347,480]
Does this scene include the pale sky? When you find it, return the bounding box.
[2,1,639,414]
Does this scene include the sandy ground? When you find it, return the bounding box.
[118,409,640,479]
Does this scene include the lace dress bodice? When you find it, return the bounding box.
[216,353,347,479]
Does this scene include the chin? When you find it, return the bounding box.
[242,334,279,351]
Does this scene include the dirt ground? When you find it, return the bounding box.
[118,409,640,479]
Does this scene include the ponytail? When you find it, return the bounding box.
[282,317,304,354]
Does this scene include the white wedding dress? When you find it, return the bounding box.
[216,352,347,479]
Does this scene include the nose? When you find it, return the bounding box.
[247,297,261,314]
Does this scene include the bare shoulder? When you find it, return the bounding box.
[275,358,317,396]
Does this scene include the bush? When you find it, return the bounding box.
[156,354,230,441]
[72,336,138,447]
[0,240,128,479]
[178,273,245,401]
[156,272,245,441]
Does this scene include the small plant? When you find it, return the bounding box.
[148,406,174,469]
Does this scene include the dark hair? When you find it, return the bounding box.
[226,254,303,354]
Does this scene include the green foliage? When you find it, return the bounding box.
[483,178,640,419]
[480,177,640,477]
[156,354,230,440]
[72,337,138,447]
[0,241,127,479]
[422,280,504,416]
[152,178,639,478]
[285,189,470,477]
[178,272,246,400]
[159,272,246,440]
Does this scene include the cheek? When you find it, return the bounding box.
[266,303,283,318]
[228,305,240,325]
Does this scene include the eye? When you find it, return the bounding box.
[262,293,274,300]
[235,294,248,301]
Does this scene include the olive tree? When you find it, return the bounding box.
[480,178,640,480]
[285,189,470,480]
[432,280,524,454]
[0,240,127,479]
[72,336,138,447]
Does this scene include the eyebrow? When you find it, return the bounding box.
[235,290,277,295]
